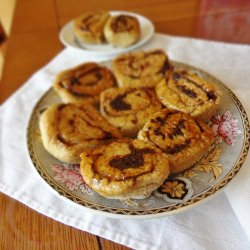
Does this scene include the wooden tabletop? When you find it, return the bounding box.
[1,0,250,249]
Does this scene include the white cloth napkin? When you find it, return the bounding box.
[1,33,250,250]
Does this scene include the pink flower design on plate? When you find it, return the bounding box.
[211,110,241,145]
[51,164,93,194]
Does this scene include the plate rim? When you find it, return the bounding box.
[59,10,155,56]
[26,61,250,219]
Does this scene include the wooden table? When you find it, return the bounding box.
[1,0,250,249]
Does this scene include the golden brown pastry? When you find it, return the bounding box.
[53,62,117,104]
[138,109,215,174]
[104,14,140,48]
[112,49,171,88]
[100,87,162,136]
[155,69,220,121]
[39,102,121,164]
[74,11,110,44]
[80,138,170,199]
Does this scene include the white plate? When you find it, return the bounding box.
[59,11,155,57]
[27,61,250,219]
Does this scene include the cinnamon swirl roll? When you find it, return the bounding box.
[74,11,110,44]
[155,70,220,121]
[138,109,215,174]
[100,87,162,136]
[80,139,170,199]
[112,49,171,88]
[39,102,121,164]
[53,62,117,104]
[104,14,140,48]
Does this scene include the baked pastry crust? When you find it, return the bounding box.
[112,49,171,88]
[138,109,215,174]
[39,102,121,163]
[104,14,140,48]
[53,62,117,103]
[80,138,170,199]
[100,87,162,136]
[155,69,220,121]
[74,11,110,44]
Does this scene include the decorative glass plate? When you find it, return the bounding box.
[27,61,250,218]
[59,11,155,57]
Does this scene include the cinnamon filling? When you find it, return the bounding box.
[79,14,99,32]
[118,50,167,79]
[110,93,131,111]
[168,119,185,139]
[109,145,154,170]
[159,59,171,74]
[111,15,134,32]
[154,127,165,139]
[177,84,197,98]
[56,134,76,146]
[59,65,114,97]
[152,116,186,140]
[165,139,191,154]
[150,111,177,126]
[171,71,217,101]
[55,105,116,146]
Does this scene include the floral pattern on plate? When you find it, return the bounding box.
[51,163,93,195]
[154,177,194,203]
[211,110,241,145]
[183,145,222,180]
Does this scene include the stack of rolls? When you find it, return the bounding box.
[74,10,141,48]
[39,48,220,200]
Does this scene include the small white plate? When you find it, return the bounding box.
[59,11,155,57]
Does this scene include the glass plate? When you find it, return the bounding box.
[59,11,155,57]
[27,61,250,218]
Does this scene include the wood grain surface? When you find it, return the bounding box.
[1,0,250,249]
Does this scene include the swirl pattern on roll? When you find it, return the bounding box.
[80,139,170,199]
[112,49,171,88]
[39,102,121,164]
[53,62,117,103]
[104,14,140,48]
[74,11,110,44]
[100,87,162,136]
[155,70,220,121]
[138,109,215,174]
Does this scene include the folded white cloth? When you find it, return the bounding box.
[1,34,250,250]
